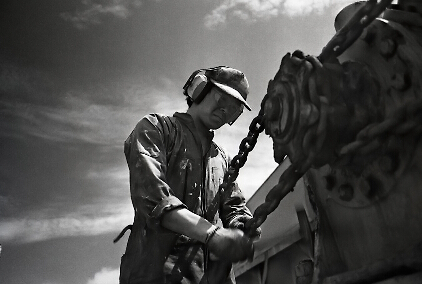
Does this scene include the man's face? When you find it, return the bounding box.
[197,87,243,130]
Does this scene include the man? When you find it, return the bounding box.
[118,66,260,284]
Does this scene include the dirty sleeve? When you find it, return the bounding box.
[124,114,186,230]
[218,154,253,228]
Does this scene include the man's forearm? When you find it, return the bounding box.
[162,207,254,263]
[161,208,217,243]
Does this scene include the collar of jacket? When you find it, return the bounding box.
[173,112,215,143]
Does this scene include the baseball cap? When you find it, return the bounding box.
[205,67,251,111]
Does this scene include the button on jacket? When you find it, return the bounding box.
[120,112,252,284]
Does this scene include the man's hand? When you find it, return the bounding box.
[206,227,253,263]
[161,208,256,262]
[207,228,253,262]
[228,216,262,240]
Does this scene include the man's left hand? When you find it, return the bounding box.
[228,216,261,240]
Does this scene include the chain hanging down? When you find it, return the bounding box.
[205,97,267,222]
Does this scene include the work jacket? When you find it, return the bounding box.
[120,112,252,284]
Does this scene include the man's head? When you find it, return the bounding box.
[184,66,251,126]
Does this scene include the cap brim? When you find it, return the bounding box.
[210,79,251,111]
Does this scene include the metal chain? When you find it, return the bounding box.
[319,0,393,62]
[206,98,267,221]
[222,110,266,190]
[338,99,422,157]
[244,162,307,236]
[243,95,330,236]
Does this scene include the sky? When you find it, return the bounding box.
[0,0,358,283]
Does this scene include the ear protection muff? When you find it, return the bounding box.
[189,75,214,103]
[183,66,228,103]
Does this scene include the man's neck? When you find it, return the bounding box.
[186,109,213,155]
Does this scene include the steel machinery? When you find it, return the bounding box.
[239,1,422,283]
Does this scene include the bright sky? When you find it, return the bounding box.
[1,0,357,283]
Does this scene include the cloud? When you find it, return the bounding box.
[0,202,133,243]
[204,0,353,29]
[60,0,143,29]
[0,65,184,148]
[0,99,124,147]
[85,164,128,185]
[61,0,357,30]
[87,267,119,284]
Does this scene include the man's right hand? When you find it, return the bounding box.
[206,227,253,262]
